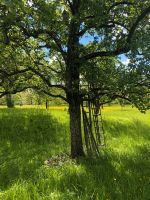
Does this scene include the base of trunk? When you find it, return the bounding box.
[69,98,85,158]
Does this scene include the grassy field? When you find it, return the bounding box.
[0,106,149,200]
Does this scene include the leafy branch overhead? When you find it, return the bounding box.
[0,0,150,157]
[0,0,150,111]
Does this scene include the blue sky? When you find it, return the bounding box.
[80,34,129,65]
[80,34,98,45]
[45,34,129,65]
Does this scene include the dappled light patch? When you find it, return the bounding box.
[0,109,70,190]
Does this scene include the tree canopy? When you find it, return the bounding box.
[0,0,150,157]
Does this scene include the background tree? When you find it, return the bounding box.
[0,0,150,157]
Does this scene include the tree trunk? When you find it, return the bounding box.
[68,94,84,158]
[65,2,84,158]
[6,94,14,108]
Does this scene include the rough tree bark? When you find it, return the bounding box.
[66,59,85,158]
[68,93,84,158]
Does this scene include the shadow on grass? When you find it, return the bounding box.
[0,109,149,200]
[78,145,149,200]
[0,108,67,144]
[103,119,150,140]
[54,144,150,200]
[0,109,69,190]
[50,118,150,200]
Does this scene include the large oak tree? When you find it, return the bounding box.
[0,0,150,157]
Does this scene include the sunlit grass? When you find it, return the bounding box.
[1,104,144,112]
[0,106,150,200]
[15,105,68,111]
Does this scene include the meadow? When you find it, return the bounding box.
[0,105,149,200]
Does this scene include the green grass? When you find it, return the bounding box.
[0,107,150,200]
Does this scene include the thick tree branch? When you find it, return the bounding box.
[127,5,150,44]
[78,20,129,36]
[34,61,62,74]
[0,68,30,77]
[37,88,68,102]
[31,85,67,102]
[28,66,66,91]
[82,46,130,60]
[82,2,134,21]
[108,2,134,13]
[20,49,67,91]
[72,0,81,14]
[19,25,66,61]
[0,86,33,98]
[82,5,150,60]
